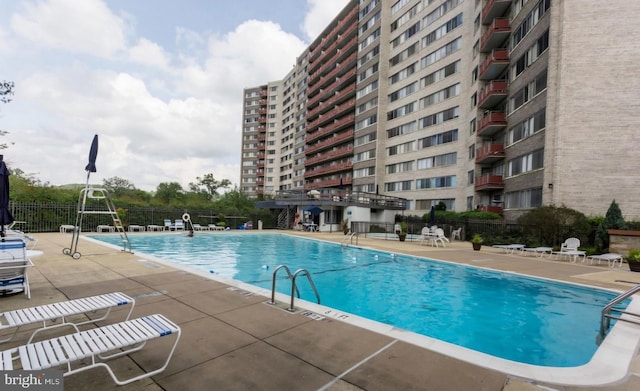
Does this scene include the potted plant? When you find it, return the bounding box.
[398,222,407,242]
[626,249,640,272]
[471,234,483,251]
[341,219,350,235]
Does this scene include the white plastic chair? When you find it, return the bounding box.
[451,227,462,241]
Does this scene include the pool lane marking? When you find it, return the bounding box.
[316,339,398,391]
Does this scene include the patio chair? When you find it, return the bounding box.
[0,314,181,386]
[208,224,225,231]
[451,227,462,241]
[420,227,436,246]
[551,237,585,262]
[173,219,185,231]
[164,219,172,230]
[434,228,449,247]
[0,291,135,344]
[192,224,208,231]
[0,240,34,299]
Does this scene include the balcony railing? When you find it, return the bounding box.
[306,145,353,165]
[476,144,505,164]
[482,0,511,25]
[475,175,504,191]
[477,112,507,136]
[479,49,509,80]
[305,130,354,154]
[481,18,510,52]
[478,80,508,109]
[478,205,503,214]
[304,161,353,179]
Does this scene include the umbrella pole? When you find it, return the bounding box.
[70,172,90,255]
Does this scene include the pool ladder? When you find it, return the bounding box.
[597,283,640,345]
[268,265,320,311]
[341,231,358,246]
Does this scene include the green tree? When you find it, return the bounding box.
[188,173,231,200]
[154,182,184,204]
[595,200,627,252]
[103,176,136,196]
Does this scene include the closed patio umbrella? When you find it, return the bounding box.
[0,155,14,238]
[429,205,436,227]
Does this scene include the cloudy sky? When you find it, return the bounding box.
[0,0,349,191]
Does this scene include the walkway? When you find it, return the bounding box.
[1,232,639,391]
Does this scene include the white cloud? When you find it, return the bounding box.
[128,38,171,70]
[178,20,306,102]
[302,0,350,41]
[10,0,128,58]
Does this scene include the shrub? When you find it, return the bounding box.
[595,200,627,252]
[517,205,591,247]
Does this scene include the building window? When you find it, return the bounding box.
[507,108,546,146]
[506,149,544,177]
[416,175,457,189]
[505,187,543,209]
[417,152,457,169]
[384,180,412,192]
[417,129,458,148]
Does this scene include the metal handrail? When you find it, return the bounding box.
[597,284,640,344]
[269,265,300,304]
[289,268,321,311]
[341,231,358,246]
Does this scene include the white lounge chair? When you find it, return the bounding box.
[492,244,525,254]
[587,253,623,268]
[163,219,172,230]
[97,225,115,232]
[208,224,225,231]
[192,224,209,231]
[0,292,135,344]
[0,239,34,299]
[0,314,180,386]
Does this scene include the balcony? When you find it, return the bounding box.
[306,145,353,165]
[475,175,504,191]
[478,205,503,214]
[478,81,508,109]
[304,161,353,179]
[479,49,509,80]
[303,176,352,189]
[477,112,507,136]
[306,129,354,154]
[476,144,505,164]
[481,18,510,53]
[482,0,511,25]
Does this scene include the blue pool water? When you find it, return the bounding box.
[92,233,624,367]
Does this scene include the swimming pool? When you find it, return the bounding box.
[89,232,635,368]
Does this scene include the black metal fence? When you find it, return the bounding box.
[8,201,260,233]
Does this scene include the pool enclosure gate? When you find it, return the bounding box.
[63,187,131,259]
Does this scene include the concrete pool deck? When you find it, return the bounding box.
[1,231,639,391]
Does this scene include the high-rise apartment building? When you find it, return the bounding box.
[240,0,640,222]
